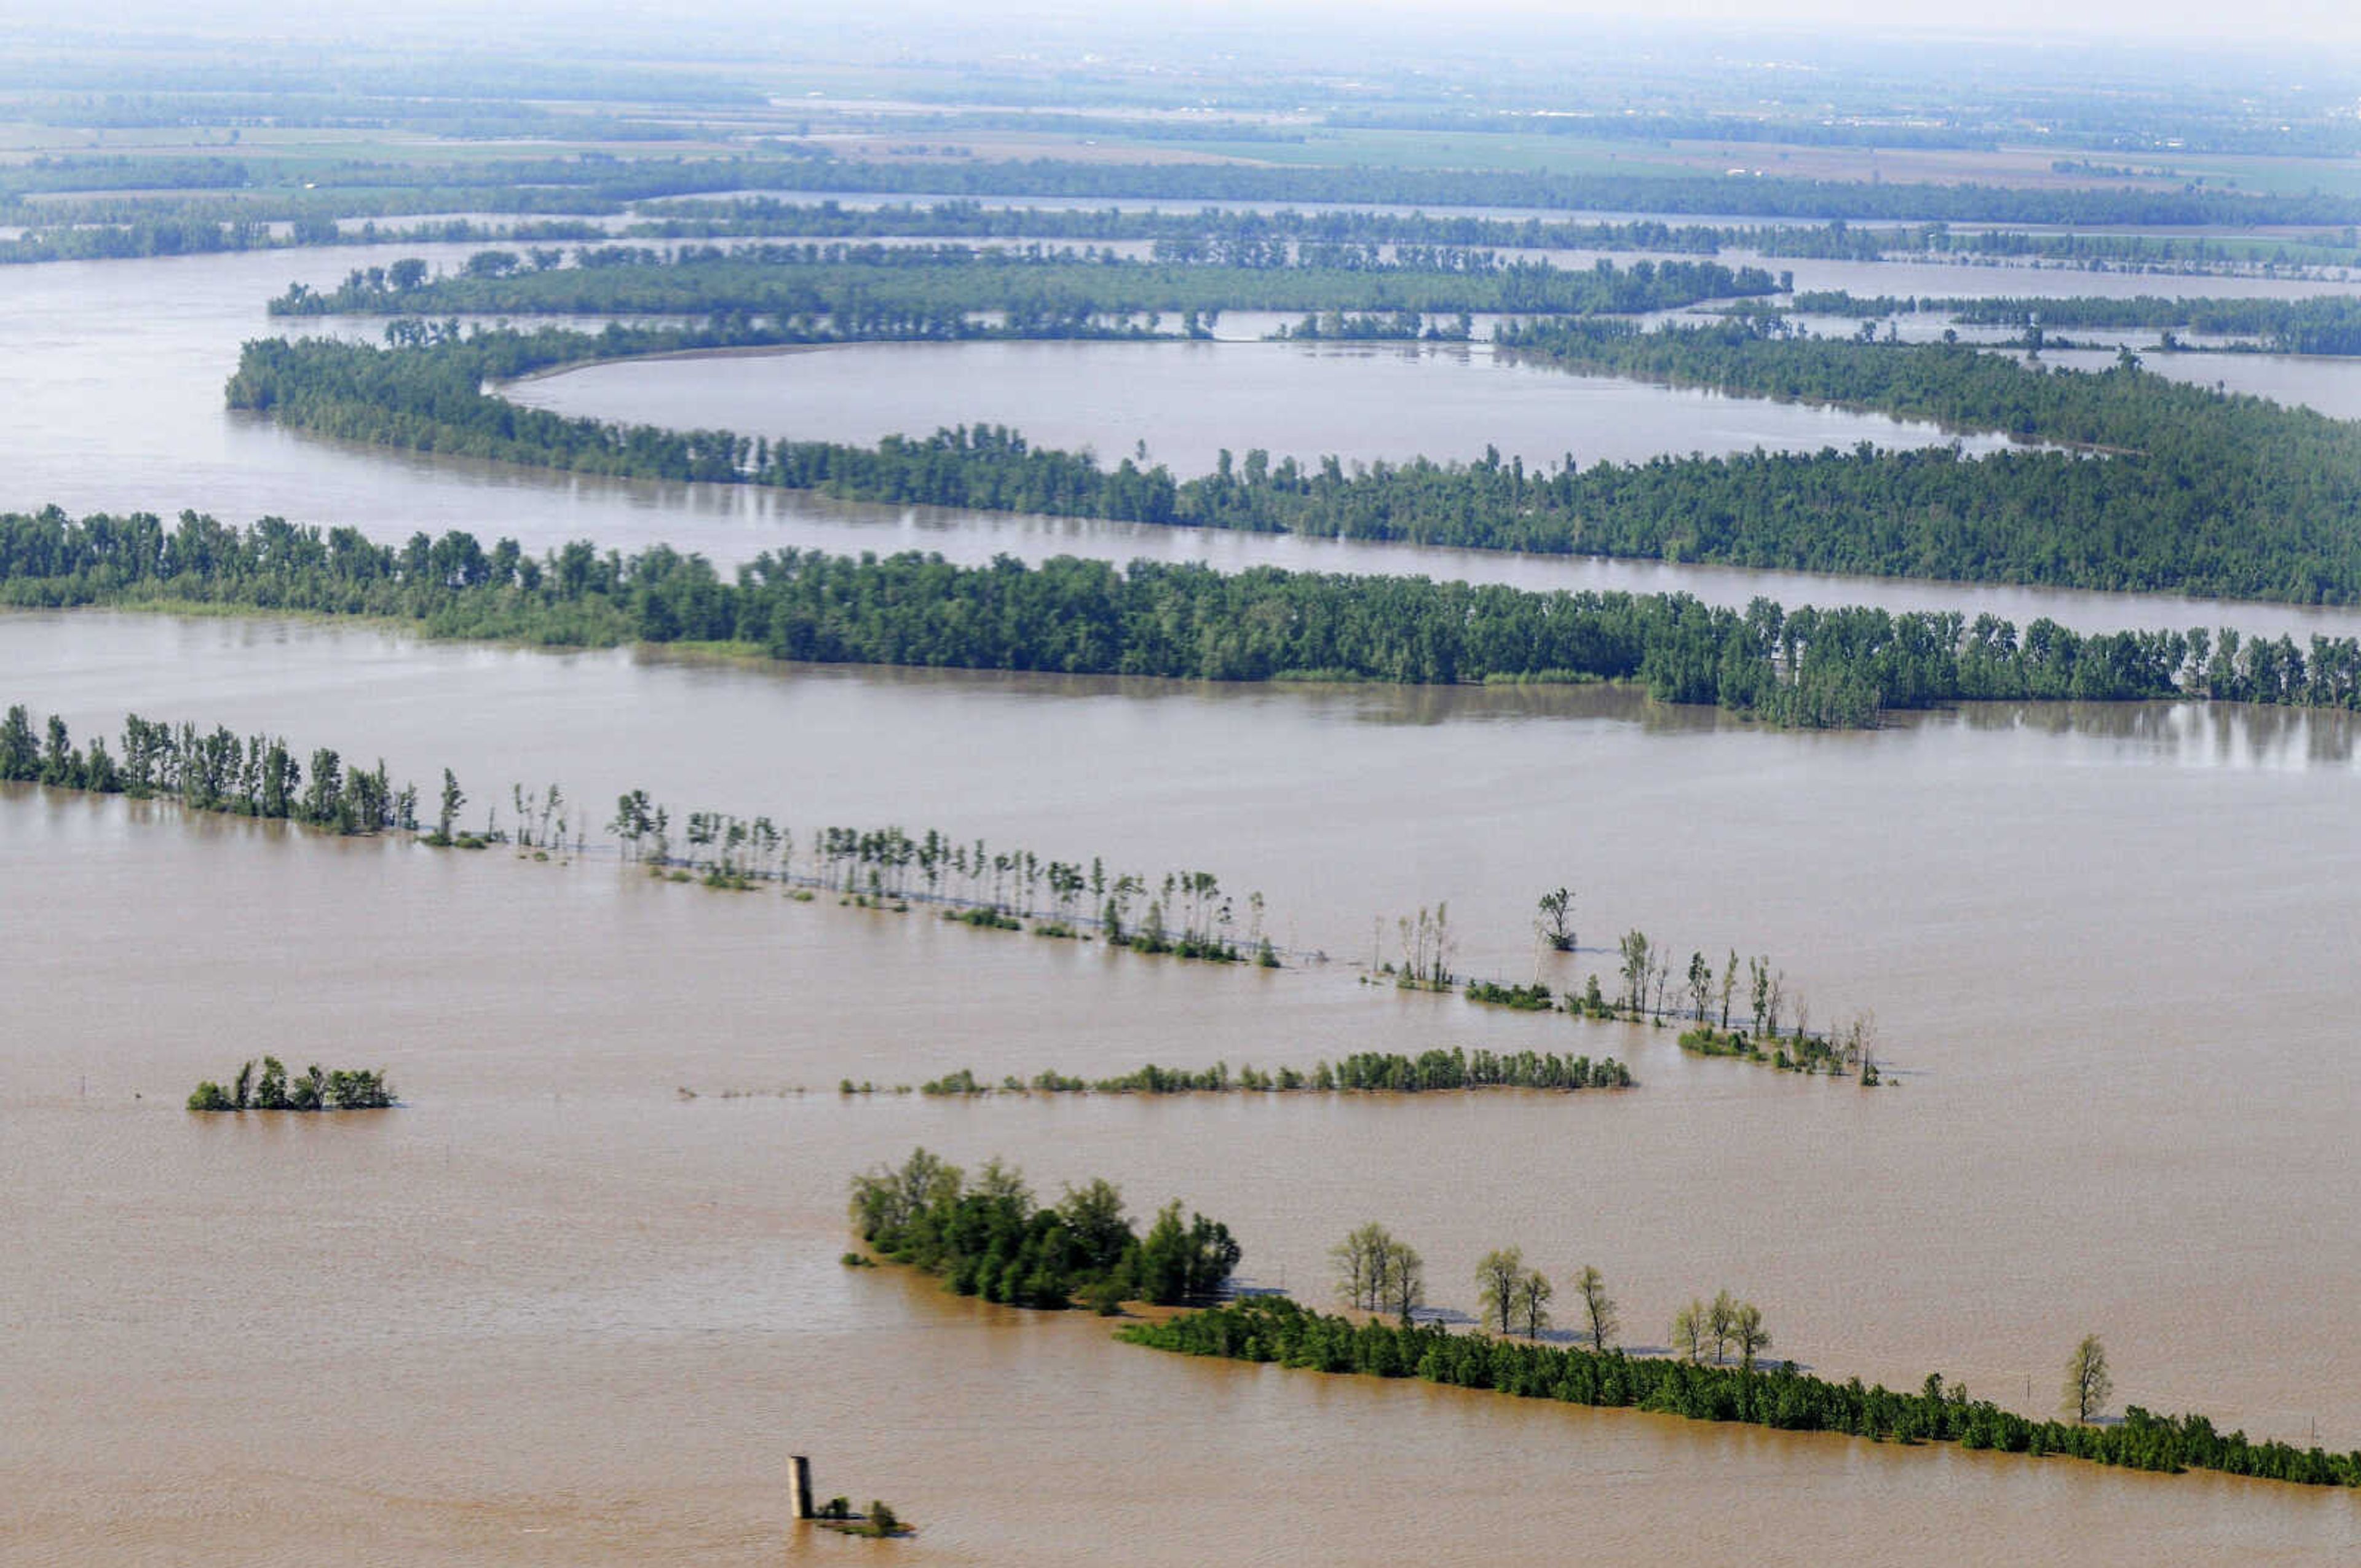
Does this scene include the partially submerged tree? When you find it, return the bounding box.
[2063,1334,2113,1424]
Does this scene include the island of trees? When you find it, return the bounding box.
[188,1057,394,1111]
[848,1147,1239,1312]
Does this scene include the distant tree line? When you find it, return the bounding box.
[267,243,1778,321]
[663,153,2361,229]
[848,1147,1238,1312]
[1789,290,2361,357]
[188,1056,394,1111]
[919,1046,1631,1097]
[623,199,2361,274]
[1121,1296,2361,1490]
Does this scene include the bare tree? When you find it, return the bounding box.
[1330,1222,1396,1312]
[1382,1239,1426,1324]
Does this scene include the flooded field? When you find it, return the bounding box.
[12,214,2361,1564]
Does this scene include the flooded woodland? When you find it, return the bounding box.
[11,191,2361,1559]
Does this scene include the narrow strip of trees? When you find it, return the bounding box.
[1120,1297,2361,1490]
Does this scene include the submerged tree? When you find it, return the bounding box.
[2063,1334,2114,1424]
[1575,1264,1618,1352]
[1536,886,1576,952]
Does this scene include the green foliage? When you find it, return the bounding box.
[848,1148,1238,1309]
[998,1047,1628,1095]
[1122,1298,2361,1490]
[1,700,417,833]
[1793,290,2361,357]
[272,242,1778,322]
[1464,979,1553,1011]
[18,503,2354,731]
[188,1058,392,1111]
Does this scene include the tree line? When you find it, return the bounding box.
[1120,1297,2361,1490]
[227,316,2361,606]
[674,152,2361,229]
[1790,290,2361,356]
[1,701,417,834]
[24,515,2361,726]
[268,243,1779,321]
[848,1146,1238,1312]
[918,1046,1631,1097]
[622,199,2361,274]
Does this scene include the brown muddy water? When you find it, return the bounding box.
[6,609,2361,1563]
[17,244,2361,647]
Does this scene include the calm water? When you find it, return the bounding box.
[8,243,2361,645]
[9,613,2361,1560]
[13,230,2361,1561]
[504,336,2036,478]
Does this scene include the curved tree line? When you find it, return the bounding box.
[224,319,2361,605]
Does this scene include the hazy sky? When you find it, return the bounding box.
[4,0,2357,62]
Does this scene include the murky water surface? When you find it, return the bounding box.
[7,610,2361,1562]
[10,233,2361,1562]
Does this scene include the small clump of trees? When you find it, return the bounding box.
[187,1057,394,1111]
[847,1147,1238,1312]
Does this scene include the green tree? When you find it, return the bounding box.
[1476,1247,1527,1335]
[435,768,465,843]
[1709,1289,1739,1365]
[1536,886,1576,951]
[1735,1302,1772,1372]
[1671,1299,1706,1361]
[1516,1268,1555,1339]
[1575,1264,1618,1352]
[2063,1334,2113,1423]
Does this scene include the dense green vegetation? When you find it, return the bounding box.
[1121,1297,2361,1490]
[848,1147,1238,1311]
[270,244,1779,322]
[0,215,604,267]
[671,154,2361,228]
[227,315,2361,605]
[626,200,2361,274]
[188,1056,394,1112]
[1790,290,2361,354]
[920,1047,1632,1097]
[1,699,417,833]
[18,511,2361,728]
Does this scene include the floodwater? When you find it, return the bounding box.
[504,336,2036,478]
[10,242,2361,646]
[8,610,2361,1562]
[12,229,2361,1562]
